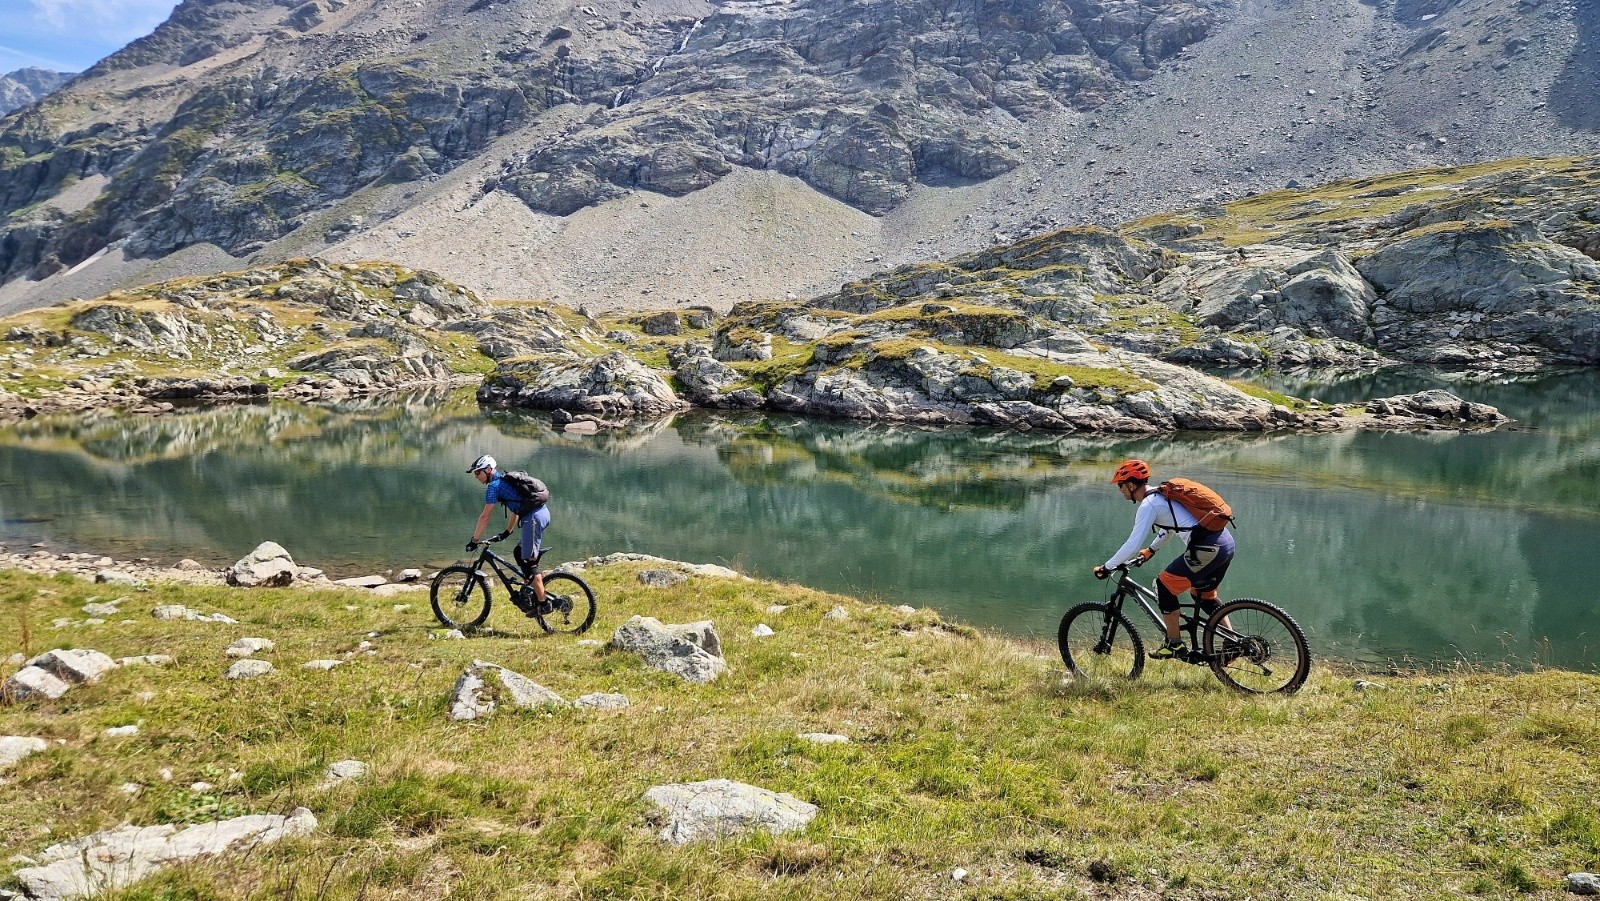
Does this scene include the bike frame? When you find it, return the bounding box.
[1105,565,1233,662]
[469,544,538,598]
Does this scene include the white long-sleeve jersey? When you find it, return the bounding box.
[1103,491,1200,570]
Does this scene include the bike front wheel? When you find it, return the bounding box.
[1058,602,1145,681]
[430,566,491,631]
[1203,598,1311,694]
[534,571,596,635]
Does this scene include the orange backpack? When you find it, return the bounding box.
[1156,478,1235,532]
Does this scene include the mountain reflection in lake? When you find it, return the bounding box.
[1,372,1596,672]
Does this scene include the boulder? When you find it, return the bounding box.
[478,352,688,418]
[225,659,275,680]
[1568,873,1600,896]
[224,638,276,658]
[13,808,317,901]
[0,735,49,769]
[94,570,144,587]
[27,648,118,684]
[642,779,818,844]
[1363,390,1507,426]
[151,605,237,624]
[4,666,69,701]
[227,542,297,588]
[610,616,727,684]
[637,569,689,589]
[448,660,566,721]
[320,760,368,787]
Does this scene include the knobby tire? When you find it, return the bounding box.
[430,566,491,631]
[1203,598,1311,694]
[534,571,596,635]
[1058,602,1146,681]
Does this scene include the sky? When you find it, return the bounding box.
[0,0,180,74]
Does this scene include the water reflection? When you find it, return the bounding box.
[0,373,1595,672]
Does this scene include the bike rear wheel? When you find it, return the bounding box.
[430,566,491,631]
[1058,602,1145,681]
[534,571,596,635]
[1203,598,1310,694]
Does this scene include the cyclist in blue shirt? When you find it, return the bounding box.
[465,454,550,609]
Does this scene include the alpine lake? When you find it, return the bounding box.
[2,367,1596,673]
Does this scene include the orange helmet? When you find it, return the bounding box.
[1111,459,1151,485]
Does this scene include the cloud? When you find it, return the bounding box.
[0,0,177,73]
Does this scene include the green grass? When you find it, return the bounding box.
[2,565,1594,899]
[1125,156,1595,247]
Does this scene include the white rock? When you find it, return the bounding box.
[225,659,274,680]
[5,666,72,701]
[223,638,275,658]
[13,808,318,901]
[391,604,410,612]
[797,733,850,744]
[117,655,175,668]
[396,569,422,582]
[4,652,23,666]
[766,604,789,615]
[27,649,119,684]
[823,606,849,621]
[893,605,916,615]
[301,659,342,670]
[94,571,144,587]
[447,661,567,722]
[751,624,775,637]
[320,760,368,787]
[117,783,142,796]
[643,779,818,844]
[0,736,49,769]
[190,782,214,792]
[333,575,387,588]
[610,616,727,684]
[104,725,140,737]
[573,692,630,709]
[952,867,968,881]
[226,542,297,588]
[1568,873,1600,895]
[81,603,120,617]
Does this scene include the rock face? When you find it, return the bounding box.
[477,352,688,418]
[1356,221,1600,364]
[642,779,818,844]
[12,808,317,901]
[227,542,297,588]
[610,616,728,684]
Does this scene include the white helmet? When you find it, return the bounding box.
[467,454,496,474]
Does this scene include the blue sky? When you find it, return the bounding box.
[0,0,180,74]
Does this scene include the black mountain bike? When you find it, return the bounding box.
[1058,560,1310,694]
[430,536,596,635]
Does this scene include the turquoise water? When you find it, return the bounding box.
[1,369,1596,671]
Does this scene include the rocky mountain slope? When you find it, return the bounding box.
[0,69,71,118]
[0,0,1594,316]
[13,155,1592,434]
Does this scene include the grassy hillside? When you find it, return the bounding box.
[2,563,1597,899]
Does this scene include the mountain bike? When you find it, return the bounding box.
[430,536,596,635]
[1058,559,1310,694]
